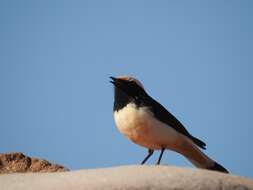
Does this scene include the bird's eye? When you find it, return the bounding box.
[129,80,136,85]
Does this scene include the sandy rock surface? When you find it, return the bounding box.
[0,165,252,190]
[0,152,68,173]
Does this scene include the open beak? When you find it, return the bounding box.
[110,76,127,89]
[110,76,117,85]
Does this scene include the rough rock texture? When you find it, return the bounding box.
[0,165,252,190]
[0,152,68,174]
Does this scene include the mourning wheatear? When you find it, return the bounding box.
[110,76,228,173]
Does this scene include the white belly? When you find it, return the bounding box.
[113,103,182,150]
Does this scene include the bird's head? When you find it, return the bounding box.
[110,76,146,101]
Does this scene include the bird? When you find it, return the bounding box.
[110,75,229,173]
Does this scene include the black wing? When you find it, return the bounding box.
[142,95,206,149]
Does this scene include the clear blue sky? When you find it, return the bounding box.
[0,1,252,178]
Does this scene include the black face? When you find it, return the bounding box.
[110,77,146,111]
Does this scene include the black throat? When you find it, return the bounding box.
[113,87,134,112]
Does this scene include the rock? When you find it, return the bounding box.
[0,165,252,190]
[0,152,68,174]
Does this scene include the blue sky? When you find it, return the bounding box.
[0,1,252,178]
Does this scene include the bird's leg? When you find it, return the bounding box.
[141,149,154,164]
[156,148,165,165]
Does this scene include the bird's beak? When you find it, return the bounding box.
[110,76,126,88]
[110,76,117,85]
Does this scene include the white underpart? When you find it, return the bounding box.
[114,103,184,150]
[113,103,214,168]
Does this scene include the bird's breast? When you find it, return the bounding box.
[113,103,183,150]
[113,103,151,140]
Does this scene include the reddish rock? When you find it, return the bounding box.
[0,152,68,174]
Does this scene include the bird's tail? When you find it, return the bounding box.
[206,161,229,173]
[176,138,229,173]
